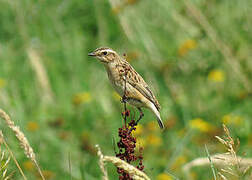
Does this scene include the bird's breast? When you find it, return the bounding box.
[104,64,147,108]
[105,66,124,96]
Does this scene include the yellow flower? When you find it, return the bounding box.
[81,131,90,140]
[27,121,39,132]
[125,0,139,5]
[238,91,249,100]
[132,124,143,136]
[248,134,252,146]
[208,70,225,82]
[222,114,231,124]
[146,121,158,132]
[156,173,173,180]
[178,39,197,56]
[40,170,55,179]
[222,114,244,126]
[72,92,91,106]
[147,134,162,146]
[0,78,5,88]
[136,137,146,149]
[189,118,213,133]
[111,6,122,15]
[23,160,34,171]
[171,156,187,170]
[112,91,121,101]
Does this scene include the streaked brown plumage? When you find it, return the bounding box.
[88,47,164,129]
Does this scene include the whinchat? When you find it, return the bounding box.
[88,47,164,129]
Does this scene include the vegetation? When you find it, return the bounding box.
[0,0,251,179]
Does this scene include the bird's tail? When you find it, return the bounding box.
[149,103,164,129]
[157,114,164,129]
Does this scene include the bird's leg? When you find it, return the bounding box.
[121,69,129,126]
[129,108,144,133]
[121,95,129,126]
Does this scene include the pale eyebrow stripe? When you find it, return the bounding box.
[101,49,115,54]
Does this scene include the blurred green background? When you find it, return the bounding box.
[0,0,251,179]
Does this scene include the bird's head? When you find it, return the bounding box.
[88,47,119,64]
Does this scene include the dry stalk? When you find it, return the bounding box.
[27,47,53,103]
[6,0,54,100]
[215,124,240,168]
[214,124,251,179]
[0,109,45,180]
[103,156,150,180]
[0,133,15,180]
[96,145,150,180]
[96,145,109,180]
[0,131,26,180]
[183,153,252,173]
[183,124,252,179]
[218,172,228,180]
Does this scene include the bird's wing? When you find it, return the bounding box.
[122,62,161,111]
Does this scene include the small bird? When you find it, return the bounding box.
[88,47,164,129]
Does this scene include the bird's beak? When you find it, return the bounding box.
[88,52,96,57]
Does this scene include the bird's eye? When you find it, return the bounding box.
[102,51,107,55]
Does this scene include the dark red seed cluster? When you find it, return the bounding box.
[115,113,144,180]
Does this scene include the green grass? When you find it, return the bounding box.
[0,0,251,179]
